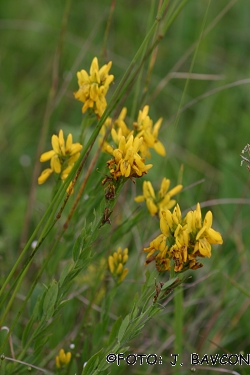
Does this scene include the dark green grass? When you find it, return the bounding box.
[1,1,250,374]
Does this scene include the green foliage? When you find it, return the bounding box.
[1,1,250,375]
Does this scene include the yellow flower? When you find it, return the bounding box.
[55,349,71,368]
[134,178,183,216]
[74,57,114,118]
[187,204,223,258]
[108,247,129,283]
[134,105,166,158]
[159,203,183,234]
[144,203,223,273]
[99,108,132,156]
[113,107,131,137]
[143,234,171,272]
[38,129,82,185]
[134,181,158,215]
[144,234,168,258]
[107,135,152,180]
[158,178,183,211]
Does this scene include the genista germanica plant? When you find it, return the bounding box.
[0,1,225,374]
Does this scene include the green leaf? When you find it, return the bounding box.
[147,305,162,318]
[81,348,103,375]
[59,262,73,287]
[144,269,158,289]
[161,277,182,291]
[34,333,50,353]
[117,314,130,343]
[141,291,154,314]
[72,229,85,262]
[82,337,90,368]
[101,288,117,331]
[108,316,123,346]
[56,299,70,312]
[33,313,60,341]
[139,270,157,306]
[130,294,139,320]
[21,315,34,347]
[98,344,121,372]
[118,346,130,353]
[33,288,46,321]
[43,279,58,320]
[99,346,130,372]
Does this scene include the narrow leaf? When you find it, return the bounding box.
[81,348,103,375]
[43,280,58,320]
[108,316,123,346]
[117,314,130,343]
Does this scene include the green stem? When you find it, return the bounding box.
[162,0,190,35]
[131,0,156,118]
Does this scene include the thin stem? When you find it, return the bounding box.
[162,0,190,35]
[101,0,116,60]
[1,356,51,374]
[131,0,158,117]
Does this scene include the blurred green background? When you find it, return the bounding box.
[1,0,250,374]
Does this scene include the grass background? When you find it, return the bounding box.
[1,0,250,374]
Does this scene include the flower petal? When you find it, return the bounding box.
[51,155,61,173]
[38,168,53,184]
[40,150,55,162]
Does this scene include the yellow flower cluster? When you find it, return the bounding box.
[38,130,82,185]
[55,349,71,368]
[107,135,153,179]
[74,57,114,118]
[108,247,129,283]
[144,203,223,273]
[101,106,166,157]
[134,178,183,216]
[133,105,166,158]
[100,106,166,180]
